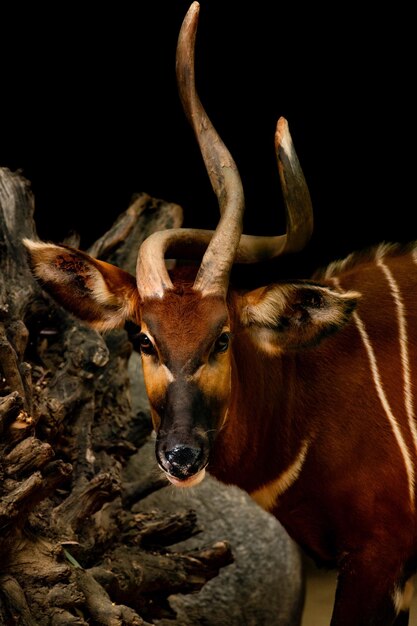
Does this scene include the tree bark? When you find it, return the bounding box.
[0,168,233,625]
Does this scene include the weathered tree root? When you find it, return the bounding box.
[0,167,234,625]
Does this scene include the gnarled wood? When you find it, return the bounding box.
[0,166,232,625]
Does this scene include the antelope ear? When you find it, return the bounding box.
[23,239,139,331]
[238,281,360,353]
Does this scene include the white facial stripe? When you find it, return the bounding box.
[250,440,310,511]
[187,363,204,381]
[140,326,175,383]
[332,276,415,510]
[162,364,175,383]
[393,577,414,613]
[217,408,229,432]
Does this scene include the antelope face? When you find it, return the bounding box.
[24,1,316,491]
[139,290,232,487]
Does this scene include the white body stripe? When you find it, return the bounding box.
[250,440,310,511]
[333,274,415,509]
[377,258,417,455]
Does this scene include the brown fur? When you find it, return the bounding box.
[24,238,417,625]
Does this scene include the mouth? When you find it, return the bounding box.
[164,467,206,488]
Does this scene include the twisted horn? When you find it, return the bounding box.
[177,2,244,296]
[136,1,245,299]
[136,3,313,298]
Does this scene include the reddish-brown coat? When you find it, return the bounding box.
[24,238,417,624]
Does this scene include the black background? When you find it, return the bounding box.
[1,1,415,279]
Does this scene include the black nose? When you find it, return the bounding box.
[164,445,203,478]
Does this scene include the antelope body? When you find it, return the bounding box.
[24,3,417,625]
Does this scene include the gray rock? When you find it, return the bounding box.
[127,352,305,626]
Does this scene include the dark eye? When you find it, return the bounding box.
[138,333,156,356]
[213,332,230,354]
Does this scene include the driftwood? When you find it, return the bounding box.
[0,168,234,625]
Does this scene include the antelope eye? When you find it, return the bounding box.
[139,333,156,356]
[213,332,230,354]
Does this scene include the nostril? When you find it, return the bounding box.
[165,445,203,472]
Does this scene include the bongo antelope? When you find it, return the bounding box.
[24,3,417,624]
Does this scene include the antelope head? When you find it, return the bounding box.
[23,2,326,487]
